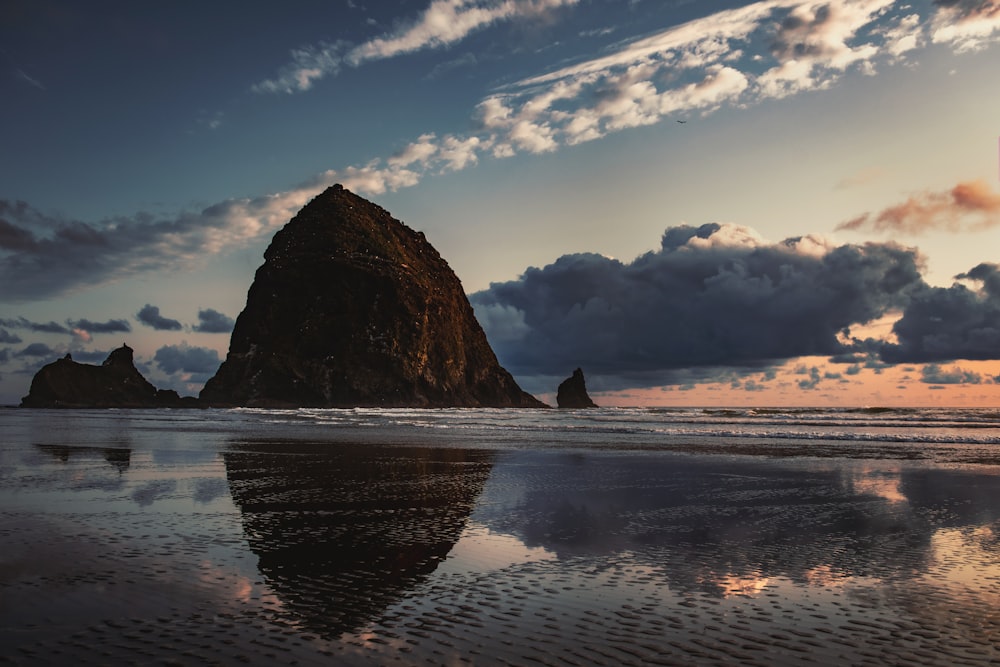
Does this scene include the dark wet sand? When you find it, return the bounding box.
[3,426,1000,664]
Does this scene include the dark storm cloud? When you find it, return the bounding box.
[153,343,220,375]
[0,329,21,344]
[0,193,303,303]
[16,342,55,358]
[471,224,925,388]
[880,263,1000,363]
[920,363,983,385]
[69,318,131,334]
[0,317,70,334]
[137,304,182,331]
[193,308,235,333]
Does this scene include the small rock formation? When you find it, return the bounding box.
[200,184,546,408]
[556,368,598,409]
[20,344,195,408]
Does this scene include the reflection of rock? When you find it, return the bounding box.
[35,444,132,473]
[556,368,597,408]
[202,185,545,408]
[20,345,196,408]
[223,443,493,637]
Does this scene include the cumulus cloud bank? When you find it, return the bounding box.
[881,262,1000,363]
[470,223,925,388]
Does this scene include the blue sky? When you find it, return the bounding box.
[2,0,1000,406]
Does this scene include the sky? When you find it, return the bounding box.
[2,0,1000,407]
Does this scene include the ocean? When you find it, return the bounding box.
[2,406,1000,665]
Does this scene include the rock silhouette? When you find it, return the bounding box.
[201,184,545,408]
[20,345,194,408]
[556,368,598,408]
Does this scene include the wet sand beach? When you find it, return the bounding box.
[2,408,1000,665]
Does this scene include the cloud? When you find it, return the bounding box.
[254,0,579,94]
[837,180,1000,234]
[0,189,313,302]
[68,318,131,334]
[920,362,983,384]
[16,342,55,358]
[931,0,1000,52]
[193,308,235,334]
[0,328,22,344]
[485,0,899,151]
[153,343,221,375]
[5,3,996,308]
[0,317,70,334]
[299,0,955,196]
[137,305,182,331]
[470,223,925,388]
[880,262,1000,363]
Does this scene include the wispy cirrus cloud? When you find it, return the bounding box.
[837,180,1000,234]
[253,0,580,94]
[310,0,990,197]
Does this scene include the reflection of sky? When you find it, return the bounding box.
[435,521,557,576]
[462,450,1000,601]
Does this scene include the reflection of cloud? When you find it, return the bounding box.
[131,479,177,507]
[192,478,230,505]
[844,466,907,503]
[802,564,853,587]
[713,571,771,598]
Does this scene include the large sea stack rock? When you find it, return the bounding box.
[556,368,598,409]
[200,184,545,408]
[20,345,193,408]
